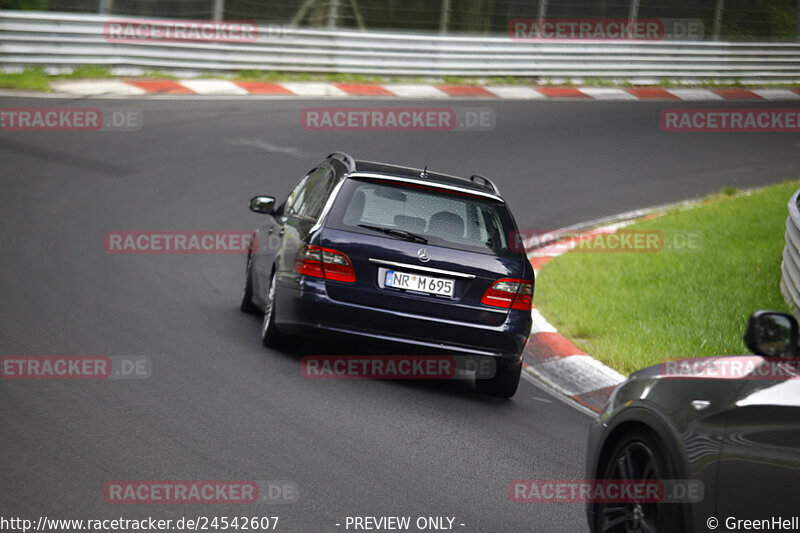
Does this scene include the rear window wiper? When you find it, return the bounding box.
[357,224,428,244]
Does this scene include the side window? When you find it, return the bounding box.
[285,173,310,217]
[295,167,335,220]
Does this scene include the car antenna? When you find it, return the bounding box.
[420,166,428,179]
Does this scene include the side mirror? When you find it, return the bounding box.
[743,310,799,358]
[249,196,275,214]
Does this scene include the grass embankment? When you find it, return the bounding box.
[0,67,527,91]
[535,181,800,375]
[2,66,799,92]
[0,67,51,90]
[0,66,119,91]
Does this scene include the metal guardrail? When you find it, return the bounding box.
[2,11,800,82]
[781,190,800,319]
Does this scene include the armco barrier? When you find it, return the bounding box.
[2,11,800,82]
[781,189,800,319]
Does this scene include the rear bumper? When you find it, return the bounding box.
[274,277,531,363]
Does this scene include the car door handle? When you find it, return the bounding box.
[278,228,285,237]
[690,399,711,411]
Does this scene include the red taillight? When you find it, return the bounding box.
[481,278,533,311]
[295,245,323,278]
[294,245,356,283]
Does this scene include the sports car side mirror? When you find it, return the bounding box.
[744,310,799,358]
[249,196,275,214]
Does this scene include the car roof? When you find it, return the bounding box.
[349,160,502,199]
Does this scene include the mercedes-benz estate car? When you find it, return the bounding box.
[239,152,535,397]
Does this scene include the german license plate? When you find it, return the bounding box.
[385,270,455,297]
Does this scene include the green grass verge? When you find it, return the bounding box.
[0,67,51,91]
[232,71,532,85]
[234,70,394,83]
[0,66,119,91]
[0,67,533,91]
[60,65,114,79]
[534,181,800,375]
[1,66,797,92]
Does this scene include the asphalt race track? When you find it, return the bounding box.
[2,96,799,532]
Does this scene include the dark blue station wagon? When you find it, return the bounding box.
[240,152,534,397]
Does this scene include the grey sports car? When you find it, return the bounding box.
[586,310,800,533]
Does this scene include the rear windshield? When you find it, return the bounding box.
[326,177,517,255]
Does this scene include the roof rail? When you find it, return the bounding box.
[470,174,499,195]
[326,152,356,172]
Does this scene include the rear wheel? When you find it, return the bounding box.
[476,361,521,398]
[261,271,283,348]
[594,428,684,533]
[239,248,260,314]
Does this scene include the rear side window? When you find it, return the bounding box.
[326,178,516,255]
[286,167,335,220]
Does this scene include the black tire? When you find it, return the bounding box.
[593,428,685,533]
[260,270,283,348]
[239,249,261,314]
[475,361,521,398]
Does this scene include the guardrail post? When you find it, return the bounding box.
[212,0,224,21]
[440,0,450,34]
[537,0,547,25]
[327,0,340,29]
[712,0,724,40]
[627,0,639,24]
